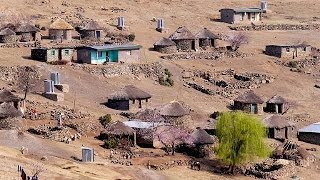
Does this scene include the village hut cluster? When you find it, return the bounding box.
[154,27,219,53]
[0,23,40,43]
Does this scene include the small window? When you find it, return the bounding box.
[98,51,103,58]
[303,47,307,51]
[240,13,244,21]
[286,48,290,52]
[64,49,70,56]
[51,50,55,56]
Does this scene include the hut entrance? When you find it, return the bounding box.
[251,104,258,114]
[192,40,196,50]
[96,31,101,39]
[277,104,283,114]
[58,49,62,61]
[285,128,288,139]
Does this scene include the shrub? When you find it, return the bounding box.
[104,139,118,149]
[40,27,46,31]
[288,61,298,68]
[47,60,69,65]
[128,33,135,42]
[158,69,174,86]
[99,114,112,127]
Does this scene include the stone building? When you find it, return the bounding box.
[298,122,320,145]
[219,8,263,24]
[106,89,130,111]
[263,115,296,140]
[169,26,197,51]
[14,23,40,42]
[49,18,74,41]
[79,20,103,40]
[233,90,264,114]
[265,44,312,59]
[266,95,289,114]
[153,37,177,54]
[31,47,74,63]
[195,28,219,50]
[77,44,142,64]
[0,28,16,43]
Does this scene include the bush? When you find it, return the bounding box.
[288,61,298,68]
[40,27,46,31]
[47,60,69,65]
[99,114,112,127]
[158,69,174,86]
[104,139,117,149]
[128,33,135,42]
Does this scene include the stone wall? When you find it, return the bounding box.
[229,24,320,31]
[0,41,40,48]
[0,66,41,82]
[154,45,177,54]
[161,50,252,60]
[49,29,72,41]
[0,35,16,43]
[174,39,193,51]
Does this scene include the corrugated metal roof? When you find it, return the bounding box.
[87,44,142,51]
[299,122,320,133]
[220,8,263,13]
[124,120,165,129]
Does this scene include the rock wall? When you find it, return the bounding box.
[229,24,320,31]
[0,66,41,82]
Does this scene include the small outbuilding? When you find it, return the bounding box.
[79,20,103,40]
[298,122,320,145]
[77,44,142,64]
[106,90,130,111]
[263,115,296,140]
[99,121,136,147]
[153,37,177,54]
[31,47,74,63]
[195,28,219,49]
[0,28,16,43]
[49,18,74,41]
[266,95,289,114]
[169,26,197,51]
[14,23,40,42]
[234,90,264,114]
[265,44,312,59]
[219,8,263,24]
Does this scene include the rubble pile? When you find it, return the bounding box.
[230,24,320,31]
[161,51,252,60]
[147,160,190,171]
[0,42,40,48]
[0,66,41,82]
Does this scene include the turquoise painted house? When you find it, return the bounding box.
[77,44,142,64]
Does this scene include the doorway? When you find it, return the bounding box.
[96,31,101,39]
[58,49,62,61]
[251,104,258,114]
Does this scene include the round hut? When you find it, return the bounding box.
[80,20,103,40]
[49,18,74,41]
[195,28,219,49]
[169,26,196,51]
[153,37,177,54]
[14,23,40,42]
[266,95,288,114]
[0,28,16,43]
[263,115,296,140]
[233,90,264,114]
[158,101,190,126]
[107,90,130,111]
[189,127,215,157]
[123,85,152,108]
[100,121,136,147]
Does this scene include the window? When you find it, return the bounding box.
[303,47,307,51]
[251,13,256,21]
[98,51,103,58]
[51,50,55,56]
[64,49,70,56]
[286,48,290,52]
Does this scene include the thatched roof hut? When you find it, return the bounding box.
[0,89,21,103]
[159,101,189,117]
[0,102,23,119]
[0,28,16,36]
[103,121,135,136]
[267,95,287,104]
[123,85,151,100]
[82,20,103,31]
[108,90,129,100]
[169,26,195,40]
[0,28,16,43]
[190,128,215,145]
[195,28,218,39]
[133,108,166,122]
[154,37,177,54]
[234,90,264,104]
[14,23,40,33]
[49,18,74,30]
[154,37,176,46]
[263,115,295,129]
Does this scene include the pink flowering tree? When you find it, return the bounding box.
[154,126,193,155]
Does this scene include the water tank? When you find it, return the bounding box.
[117,16,125,28]
[50,72,60,85]
[261,1,268,12]
[44,80,54,93]
[157,18,164,30]
[82,147,94,162]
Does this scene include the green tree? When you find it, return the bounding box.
[215,111,270,174]
[99,114,112,128]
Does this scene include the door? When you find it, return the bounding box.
[109,50,119,62]
[96,31,101,39]
[251,104,258,114]
[63,30,68,40]
[58,49,62,61]
[285,127,288,139]
[278,104,283,114]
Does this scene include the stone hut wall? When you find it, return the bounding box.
[220,9,235,24]
[265,46,282,58]
[31,48,47,62]
[16,32,32,42]
[234,101,263,114]
[199,39,213,49]
[298,132,320,145]
[174,39,193,51]
[154,45,177,54]
[0,35,16,43]
[107,99,129,111]
[80,30,101,40]
[49,29,72,41]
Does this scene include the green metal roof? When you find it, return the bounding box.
[88,44,142,51]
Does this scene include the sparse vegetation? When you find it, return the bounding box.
[99,114,112,128]
[16,66,40,100]
[128,33,135,42]
[103,139,118,149]
[47,60,70,65]
[159,68,174,86]
[226,32,249,51]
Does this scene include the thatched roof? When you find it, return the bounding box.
[190,128,215,145]
[0,103,23,119]
[108,90,129,100]
[82,20,103,30]
[263,115,295,129]
[159,101,189,117]
[14,23,40,33]
[154,37,176,46]
[195,28,219,39]
[0,28,16,36]
[133,108,166,122]
[0,89,21,103]
[169,26,195,40]
[234,90,264,104]
[102,121,135,136]
[123,85,152,100]
[49,18,74,30]
[267,95,287,104]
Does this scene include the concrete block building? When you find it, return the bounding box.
[31,47,74,62]
[265,44,312,59]
[219,8,263,24]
